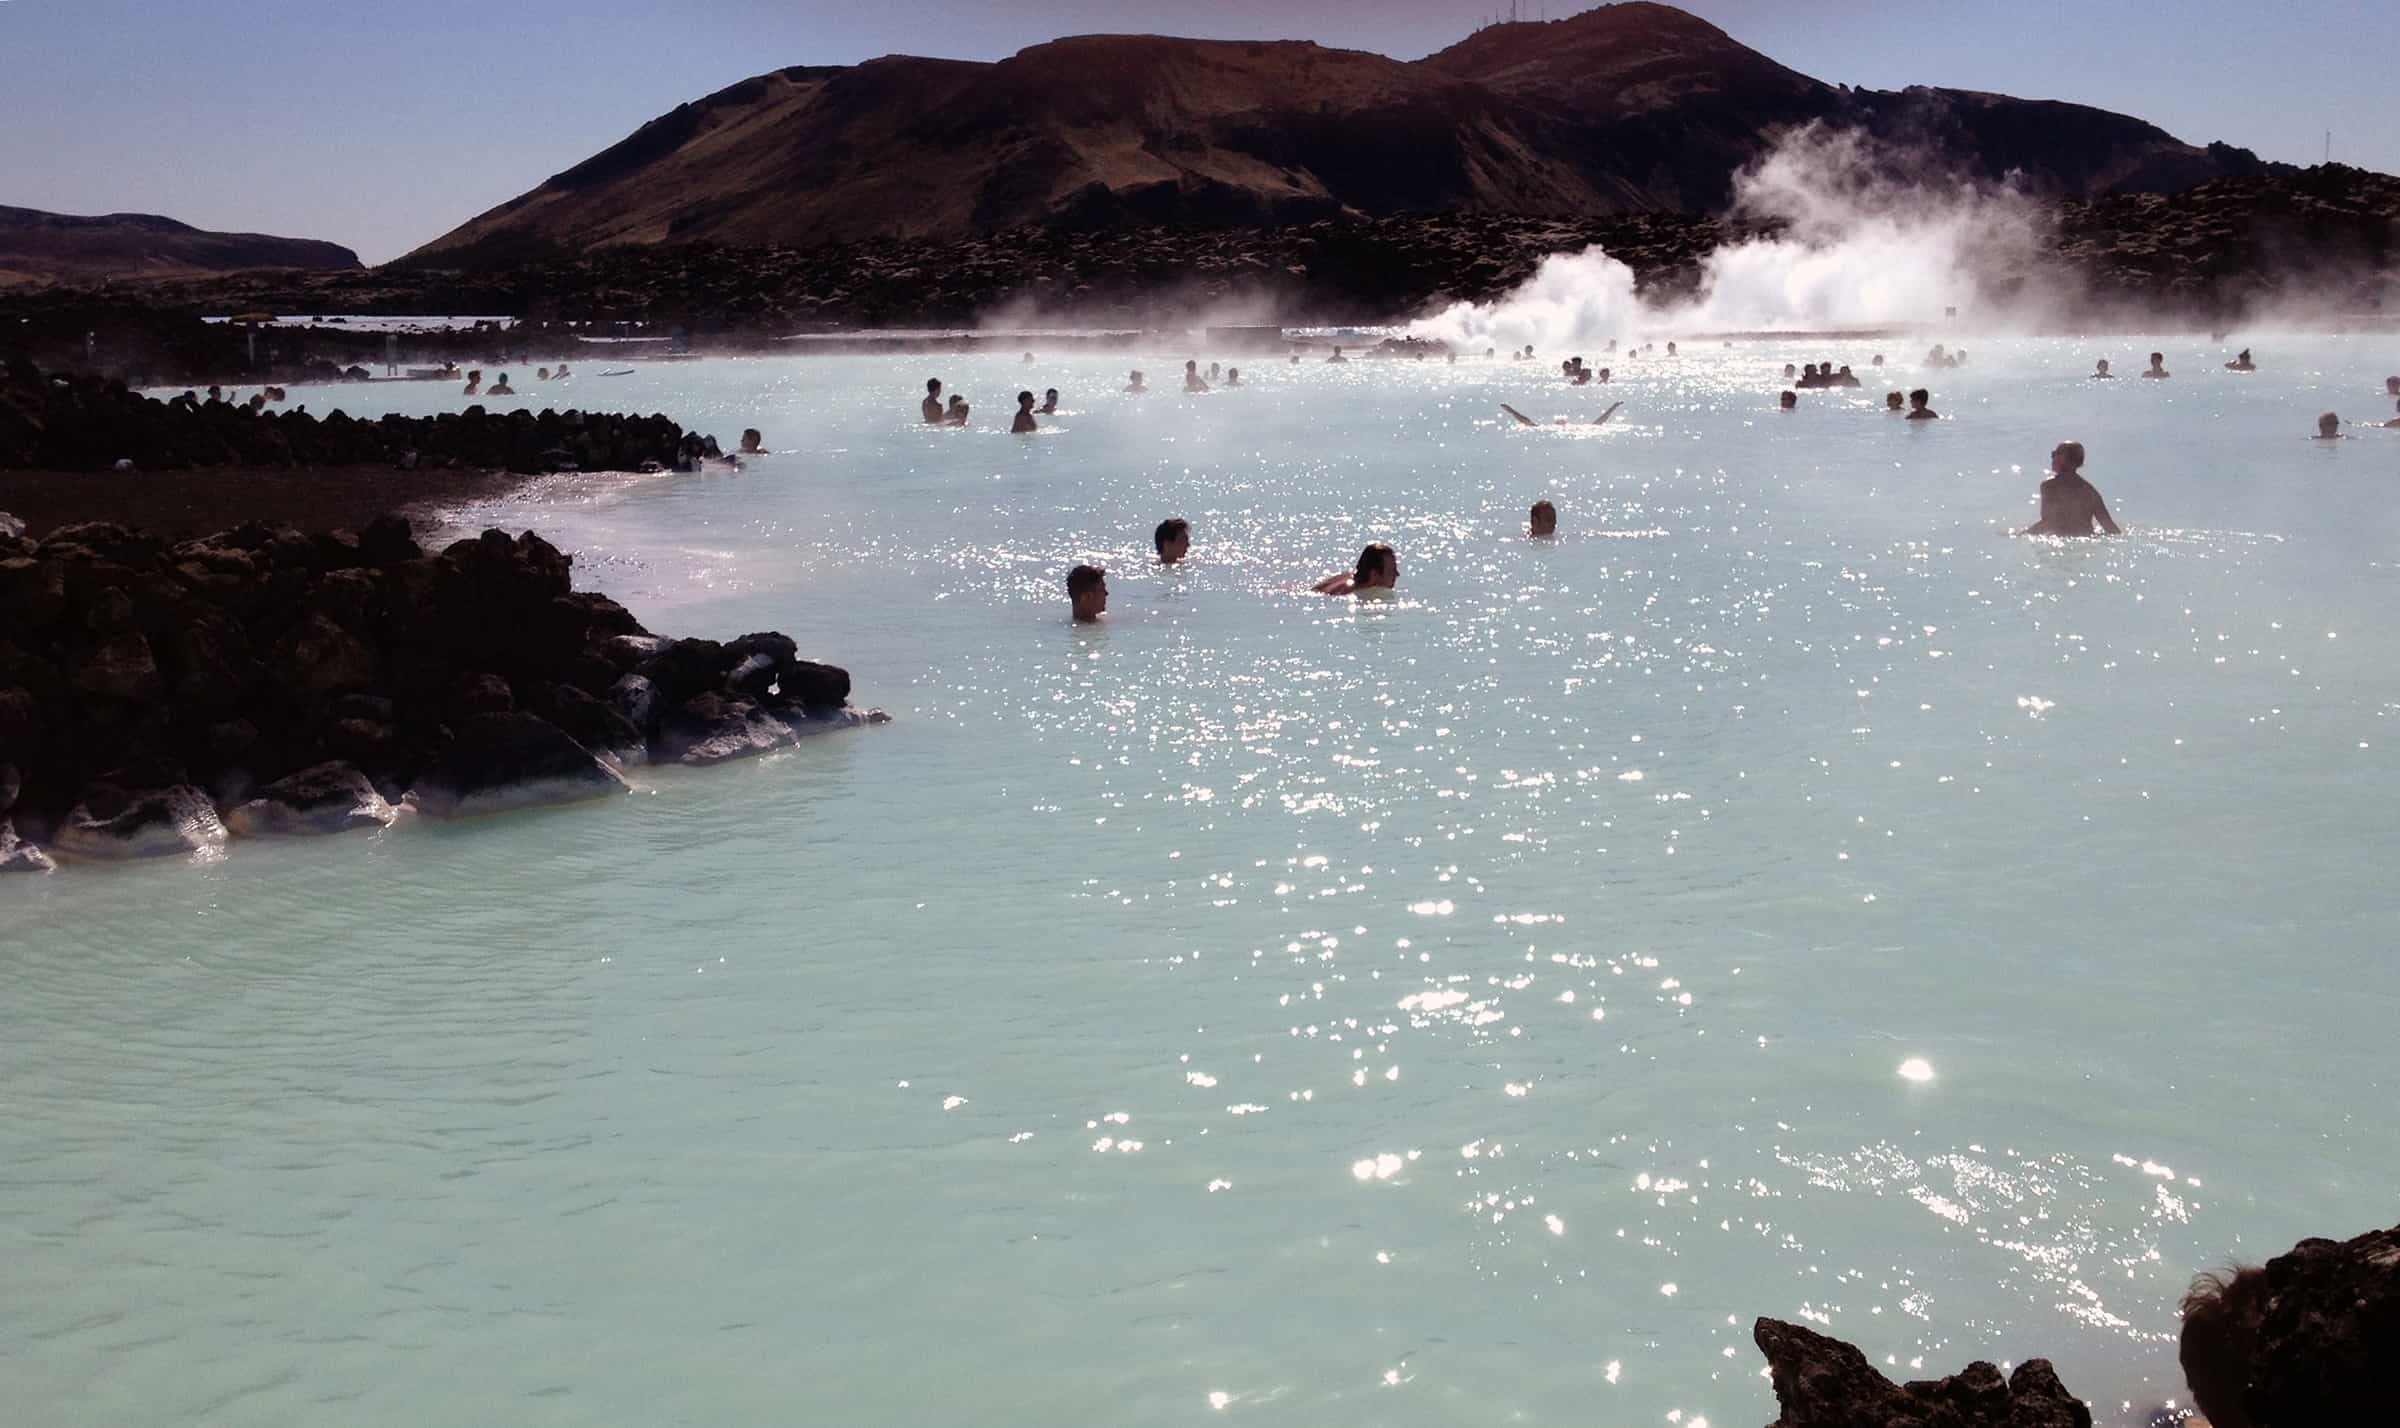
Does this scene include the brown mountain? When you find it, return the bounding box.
[407,2,2283,270]
[0,207,361,290]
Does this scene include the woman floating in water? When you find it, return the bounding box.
[1313,543,1398,596]
[2021,441,2120,538]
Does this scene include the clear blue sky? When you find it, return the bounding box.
[2,0,2390,265]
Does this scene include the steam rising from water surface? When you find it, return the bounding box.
[1415,126,2058,348]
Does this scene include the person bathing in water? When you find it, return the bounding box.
[2093,358,2116,379]
[1184,360,1210,393]
[2143,352,2171,379]
[2386,399,2400,428]
[1313,543,1398,595]
[1326,346,1348,364]
[739,428,768,455]
[1012,391,1039,433]
[1225,368,1242,387]
[945,394,970,426]
[1154,518,1190,565]
[1885,391,1905,412]
[2021,441,2121,538]
[1040,388,1059,415]
[2313,411,2346,440]
[1501,401,1620,428]
[488,373,516,396]
[1067,565,1107,623]
[1124,370,1148,394]
[922,378,945,423]
[1906,388,1939,420]
[1528,500,1558,537]
[2225,348,2256,372]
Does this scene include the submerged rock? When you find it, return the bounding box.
[406,712,629,818]
[1753,1317,2090,1428]
[225,761,397,837]
[53,784,228,860]
[657,692,796,766]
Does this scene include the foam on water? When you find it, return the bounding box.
[13,339,2400,1424]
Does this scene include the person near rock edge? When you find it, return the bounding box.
[922,377,945,423]
[1067,564,1107,623]
[1907,388,1939,420]
[1012,392,1039,434]
[945,394,970,426]
[739,428,768,454]
[1040,388,1059,414]
[2093,358,2116,379]
[2021,441,2120,537]
[2143,352,2171,379]
[1124,370,1148,393]
[1313,542,1398,596]
[1154,518,1190,565]
[1529,500,1557,537]
[1184,360,1210,393]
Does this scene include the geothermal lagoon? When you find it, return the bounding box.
[6,339,2399,1424]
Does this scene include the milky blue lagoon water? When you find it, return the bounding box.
[10,339,2400,1424]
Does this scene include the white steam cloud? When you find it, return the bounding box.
[1414,126,2058,348]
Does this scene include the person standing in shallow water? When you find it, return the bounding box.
[1314,543,1398,595]
[2093,359,2115,379]
[1154,518,1190,565]
[1907,388,1939,420]
[922,378,944,423]
[1067,565,1107,623]
[2021,441,2120,537]
[1124,370,1147,394]
[1011,392,1039,434]
[2143,352,2171,379]
[1184,360,1210,393]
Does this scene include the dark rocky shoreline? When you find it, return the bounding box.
[7,163,2393,387]
[0,514,881,872]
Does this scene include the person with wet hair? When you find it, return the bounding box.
[488,373,516,396]
[1225,367,1242,387]
[921,377,945,423]
[1124,370,1148,394]
[463,369,483,397]
[1012,391,1039,434]
[2178,1266,2267,1428]
[1040,387,1059,415]
[1067,565,1108,622]
[945,394,970,426]
[1834,365,1861,388]
[2093,358,2116,379]
[1154,518,1191,564]
[1529,500,1558,537]
[2385,398,2400,428]
[1886,391,1905,412]
[2022,440,2120,537]
[2143,352,2171,379]
[1184,360,1211,393]
[1326,346,1348,364]
[739,428,768,454]
[2313,411,2345,440]
[1799,363,1822,388]
[1907,388,1939,420]
[1782,363,1798,380]
[2225,348,2256,372]
[1313,542,1398,595]
[1778,390,1797,410]
[2384,375,2400,397]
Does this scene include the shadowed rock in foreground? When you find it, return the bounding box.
[0,515,884,869]
[1753,1318,2090,1428]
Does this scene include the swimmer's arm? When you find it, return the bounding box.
[2094,497,2121,536]
[1594,402,1623,427]
[1312,574,1356,595]
[1499,404,1536,427]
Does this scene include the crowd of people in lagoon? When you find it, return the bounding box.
[897,341,2395,621]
